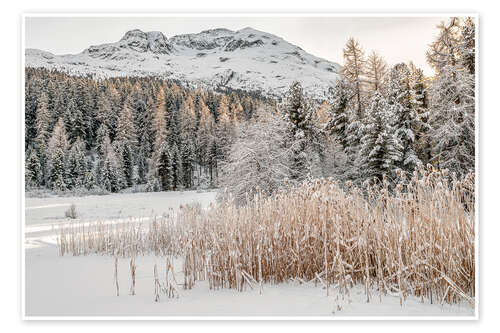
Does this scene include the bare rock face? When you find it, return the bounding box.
[26,27,341,99]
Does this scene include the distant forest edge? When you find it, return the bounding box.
[25,68,273,194]
[24,17,475,201]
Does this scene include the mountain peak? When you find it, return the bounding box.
[120,29,147,41]
[237,27,261,33]
[26,27,341,99]
[82,29,173,57]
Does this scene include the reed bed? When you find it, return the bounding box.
[57,166,475,306]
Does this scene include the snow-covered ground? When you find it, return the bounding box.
[24,190,474,317]
[25,190,216,226]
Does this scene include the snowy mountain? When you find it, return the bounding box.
[25,27,341,98]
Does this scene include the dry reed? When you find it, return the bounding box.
[57,167,475,306]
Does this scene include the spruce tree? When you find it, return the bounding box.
[387,63,422,172]
[157,140,173,191]
[282,81,313,182]
[67,137,87,189]
[99,137,126,192]
[408,64,430,166]
[357,92,402,181]
[459,17,475,76]
[324,78,353,150]
[181,139,196,188]
[170,142,183,190]
[136,136,150,185]
[115,141,134,187]
[95,123,110,157]
[25,148,42,189]
[426,17,475,175]
[84,157,98,190]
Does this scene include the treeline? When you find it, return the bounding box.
[25,69,270,193]
[220,17,475,204]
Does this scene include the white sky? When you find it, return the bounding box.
[25,16,451,76]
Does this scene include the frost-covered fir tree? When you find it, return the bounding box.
[170,142,183,190]
[96,91,113,138]
[134,98,152,158]
[357,92,402,181]
[136,137,149,184]
[95,123,109,157]
[84,157,98,191]
[115,95,138,187]
[208,139,218,185]
[156,140,173,191]
[114,141,134,187]
[459,17,475,76]
[282,81,313,182]
[426,17,475,175]
[98,137,126,192]
[68,100,85,143]
[66,137,87,189]
[387,63,422,172]
[25,148,42,189]
[181,139,196,188]
[324,78,353,150]
[408,63,431,164]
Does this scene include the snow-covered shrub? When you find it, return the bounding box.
[217,107,292,205]
[64,204,78,219]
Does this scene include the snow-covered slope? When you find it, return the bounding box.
[26,27,341,98]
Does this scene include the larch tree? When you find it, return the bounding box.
[215,95,235,163]
[366,51,388,94]
[342,38,367,119]
[34,92,51,185]
[152,88,168,154]
[96,92,113,138]
[116,95,138,146]
[197,99,215,175]
[48,117,70,191]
